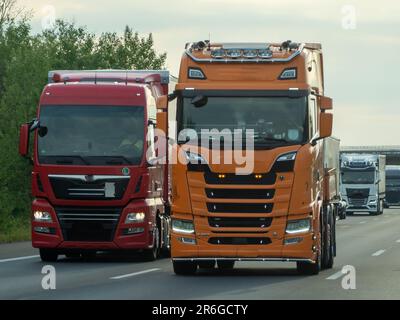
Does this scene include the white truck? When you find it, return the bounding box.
[340,154,386,215]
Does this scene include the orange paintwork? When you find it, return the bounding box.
[171,42,332,262]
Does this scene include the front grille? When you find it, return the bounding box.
[206,188,275,199]
[349,198,367,206]
[204,172,276,185]
[55,207,122,242]
[346,188,369,198]
[207,203,273,214]
[209,237,271,245]
[50,176,129,200]
[209,217,272,228]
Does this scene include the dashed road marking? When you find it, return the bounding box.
[359,221,367,224]
[372,250,386,257]
[326,270,344,280]
[110,268,161,280]
[0,255,39,263]
[396,239,400,243]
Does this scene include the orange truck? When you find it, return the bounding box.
[169,40,337,275]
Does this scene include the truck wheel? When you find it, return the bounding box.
[380,200,384,215]
[323,212,335,269]
[40,249,58,262]
[143,227,160,261]
[198,260,216,269]
[217,260,235,270]
[173,261,197,275]
[297,254,321,275]
[81,251,97,260]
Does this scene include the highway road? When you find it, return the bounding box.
[1,209,400,300]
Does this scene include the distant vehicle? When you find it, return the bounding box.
[340,154,386,215]
[384,165,400,207]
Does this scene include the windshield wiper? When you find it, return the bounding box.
[52,155,91,165]
[101,156,133,165]
[259,137,290,143]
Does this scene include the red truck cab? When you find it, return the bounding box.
[19,70,173,262]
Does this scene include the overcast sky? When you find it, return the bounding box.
[24,0,400,146]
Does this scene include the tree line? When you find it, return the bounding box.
[0,1,167,241]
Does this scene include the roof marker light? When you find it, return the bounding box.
[279,68,297,80]
[226,49,242,58]
[211,49,225,59]
[258,49,273,59]
[243,49,258,58]
[188,68,206,80]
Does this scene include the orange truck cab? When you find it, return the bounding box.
[170,41,337,275]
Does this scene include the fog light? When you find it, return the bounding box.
[180,237,196,245]
[125,212,145,223]
[34,226,53,234]
[123,227,145,235]
[33,211,52,222]
[284,237,303,245]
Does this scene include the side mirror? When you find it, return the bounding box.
[19,124,30,157]
[319,112,333,139]
[191,95,208,108]
[320,96,333,110]
[156,95,168,110]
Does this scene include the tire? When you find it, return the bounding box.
[217,260,235,270]
[65,252,80,259]
[297,254,321,275]
[81,251,97,260]
[40,249,58,262]
[323,210,334,269]
[173,261,197,275]
[143,227,160,261]
[380,200,384,215]
[198,260,216,269]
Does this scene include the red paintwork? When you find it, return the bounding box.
[30,72,168,252]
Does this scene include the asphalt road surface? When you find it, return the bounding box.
[1,209,400,300]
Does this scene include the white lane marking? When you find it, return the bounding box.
[396,239,400,243]
[359,221,367,224]
[372,250,386,257]
[326,270,344,280]
[0,255,40,263]
[110,268,161,280]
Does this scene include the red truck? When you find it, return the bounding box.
[19,70,174,262]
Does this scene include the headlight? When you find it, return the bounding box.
[33,211,52,222]
[185,152,206,164]
[172,219,195,234]
[277,152,297,162]
[286,218,311,234]
[125,212,146,223]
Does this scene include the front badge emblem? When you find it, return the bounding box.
[122,167,130,176]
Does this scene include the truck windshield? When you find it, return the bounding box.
[38,105,144,166]
[178,96,308,148]
[342,170,375,184]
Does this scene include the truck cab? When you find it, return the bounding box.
[19,70,173,262]
[340,154,386,215]
[170,41,336,275]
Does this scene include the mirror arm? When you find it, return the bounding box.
[168,92,177,102]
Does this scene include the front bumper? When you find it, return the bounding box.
[31,198,157,251]
[171,230,317,262]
